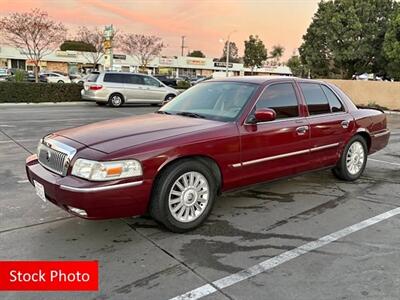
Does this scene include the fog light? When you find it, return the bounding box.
[67,206,87,217]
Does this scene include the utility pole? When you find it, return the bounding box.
[181,36,187,57]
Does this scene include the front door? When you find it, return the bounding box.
[238,82,311,187]
[142,76,166,102]
[298,82,353,168]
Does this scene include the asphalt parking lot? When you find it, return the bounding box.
[1,103,400,300]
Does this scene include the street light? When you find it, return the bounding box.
[220,30,237,77]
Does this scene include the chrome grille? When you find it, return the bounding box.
[37,137,77,176]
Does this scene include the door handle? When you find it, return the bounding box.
[296,126,309,135]
[341,120,350,128]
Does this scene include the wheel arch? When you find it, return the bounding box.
[354,130,371,151]
[153,155,223,195]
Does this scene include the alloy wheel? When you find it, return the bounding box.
[168,171,209,223]
[346,141,365,175]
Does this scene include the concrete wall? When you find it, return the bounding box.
[324,79,400,110]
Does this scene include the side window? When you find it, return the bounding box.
[143,76,160,87]
[300,83,330,115]
[125,74,144,85]
[321,85,345,113]
[103,74,124,83]
[256,83,299,119]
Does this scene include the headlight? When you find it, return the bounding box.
[71,159,142,181]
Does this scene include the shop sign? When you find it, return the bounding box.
[55,51,77,57]
[186,59,206,66]
[214,62,233,68]
[160,58,175,65]
[113,54,126,60]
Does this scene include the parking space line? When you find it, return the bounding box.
[368,158,400,167]
[169,207,400,300]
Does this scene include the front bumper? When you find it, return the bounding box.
[25,155,151,219]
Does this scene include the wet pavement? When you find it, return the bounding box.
[0,103,399,300]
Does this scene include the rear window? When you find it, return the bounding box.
[300,83,331,115]
[321,85,345,113]
[87,73,99,82]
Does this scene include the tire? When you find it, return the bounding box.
[96,102,106,106]
[108,93,124,107]
[164,94,176,102]
[150,159,217,232]
[57,80,64,83]
[332,135,368,181]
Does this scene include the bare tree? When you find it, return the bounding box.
[76,26,114,70]
[119,34,164,71]
[0,9,66,82]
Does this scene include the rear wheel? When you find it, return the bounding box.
[108,93,124,107]
[150,160,217,232]
[332,135,367,181]
[57,80,64,83]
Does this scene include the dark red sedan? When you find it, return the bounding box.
[26,77,390,232]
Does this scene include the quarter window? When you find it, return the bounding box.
[321,85,345,112]
[300,83,331,115]
[256,83,299,119]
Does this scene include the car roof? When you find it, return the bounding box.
[102,71,149,76]
[207,76,327,85]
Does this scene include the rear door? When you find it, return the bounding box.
[123,74,147,102]
[238,82,311,186]
[299,82,353,168]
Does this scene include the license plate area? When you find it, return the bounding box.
[34,180,47,202]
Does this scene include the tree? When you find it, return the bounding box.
[286,55,308,77]
[119,34,164,71]
[383,8,400,80]
[243,35,268,74]
[300,0,397,79]
[220,41,240,63]
[60,40,96,52]
[0,9,66,82]
[76,26,115,70]
[187,50,206,58]
[269,45,285,62]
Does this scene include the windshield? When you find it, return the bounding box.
[159,81,258,122]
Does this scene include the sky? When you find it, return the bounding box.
[0,0,320,61]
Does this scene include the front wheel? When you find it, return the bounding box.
[150,160,217,232]
[332,135,367,181]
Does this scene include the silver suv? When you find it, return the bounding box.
[81,72,178,107]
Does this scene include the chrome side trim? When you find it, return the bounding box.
[372,130,390,138]
[232,142,340,168]
[310,142,340,152]
[60,180,143,193]
[241,149,310,167]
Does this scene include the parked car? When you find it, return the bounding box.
[81,72,178,107]
[26,77,390,232]
[41,72,71,83]
[0,68,8,81]
[154,75,178,87]
[71,72,100,85]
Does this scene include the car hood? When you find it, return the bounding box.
[56,113,224,154]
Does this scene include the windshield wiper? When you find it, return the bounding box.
[176,111,206,119]
[156,110,172,115]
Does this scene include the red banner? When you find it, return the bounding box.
[0,261,98,291]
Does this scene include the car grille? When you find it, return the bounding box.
[37,138,76,176]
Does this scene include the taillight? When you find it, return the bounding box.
[89,85,102,90]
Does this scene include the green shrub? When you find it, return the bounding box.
[0,82,82,103]
[177,80,191,89]
[14,69,26,82]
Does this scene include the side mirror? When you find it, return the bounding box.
[251,108,276,123]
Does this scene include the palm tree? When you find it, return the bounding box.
[269,45,285,62]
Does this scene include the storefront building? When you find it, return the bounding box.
[0,44,292,77]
